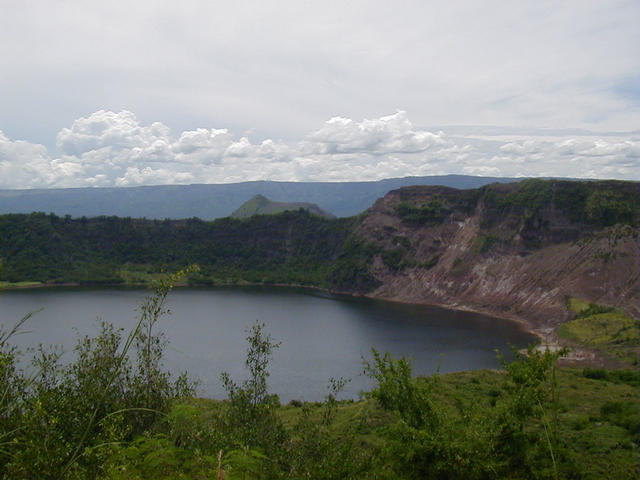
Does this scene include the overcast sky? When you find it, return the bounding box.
[1,0,638,188]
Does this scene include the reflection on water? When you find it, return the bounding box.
[0,286,534,402]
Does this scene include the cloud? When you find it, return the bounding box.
[173,128,234,164]
[305,111,448,155]
[0,131,55,188]
[490,137,640,178]
[56,111,165,155]
[1,0,638,154]
[0,110,638,189]
[115,166,194,187]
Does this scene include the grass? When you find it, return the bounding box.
[117,265,170,285]
[558,298,639,368]
[408,369,637,478]
[263,368,640,479]
[0,281,43,289]
[559,312,638,346]
[565,297,591,313]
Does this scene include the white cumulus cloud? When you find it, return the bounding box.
[305,111,448,155]
[0,110,638,189]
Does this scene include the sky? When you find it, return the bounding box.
[0,0,638,189]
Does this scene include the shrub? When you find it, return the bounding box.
[219,322,287,462]
[0,269,197,479]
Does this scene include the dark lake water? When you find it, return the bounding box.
[0,286,535,402]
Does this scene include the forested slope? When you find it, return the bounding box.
[0,210,377,292]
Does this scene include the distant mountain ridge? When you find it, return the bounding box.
[0,175,522,219]
[231,195,335,219]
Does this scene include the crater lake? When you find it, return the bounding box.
[0,286,535,402]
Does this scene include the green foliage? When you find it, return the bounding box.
[219,322,287,465]
[364,349,437,429]
[231,194,334,219]
[2,180,637,293]
[585,189,638,227]
[222,322,281,408]
[222,445,269,479]
[2,267,639,478]
[0,211,375,292]
[507,179,552,210]
[559,298,639,368]
[130,267,199,431]
[582,367,640,387]
[0,270,197,479]
[363,349,501,479]
[472,233,501,254]
[480,180,639,250]
[362,346,587,479]
[600,401,639,439]
[381,247,406,270]
[329,236,381,292]
[606,369,640,386]
[572,302,615,319]
[102,433,218,479]
[2,305,639,479]
[581,367,608,380]
[286,378,371,480]
[396,197,449,226]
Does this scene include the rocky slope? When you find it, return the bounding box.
[353,180,639,339]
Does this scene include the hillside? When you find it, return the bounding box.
[0,175,520,219]
[231,194,334,219]
[1,179,638,349]
[353,179,639,344]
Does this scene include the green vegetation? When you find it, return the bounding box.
[472,233,502,255]
[486,180,639,227]
[2,179,639,477]
[1,275,638,479]
[395,197,450,226]
[1,180,638,289]
[483,179,555,217]
[559,298,639,367]
[0,281,43,288]
[328,236,381,292]
[480,180,639,249]
[231,194,334,219]
[584,189,638,227]
[381,246,406,270]
[0,210,369,292]
[0,269,196,479]
[419,254,439,269]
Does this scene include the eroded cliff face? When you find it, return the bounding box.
[354,181,639,337]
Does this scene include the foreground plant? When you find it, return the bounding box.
[219,321,287,476]
[0,267,197,479]
[364,345,574,479]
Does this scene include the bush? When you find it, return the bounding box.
[0,269,197,479]
[583,367,608,380]
[608,369,640,386]
[219,322,287,463]
[574,303,615,320]
[600,401,639,437]
[396,198,449,226]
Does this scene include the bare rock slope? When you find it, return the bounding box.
[354,180,639,338]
